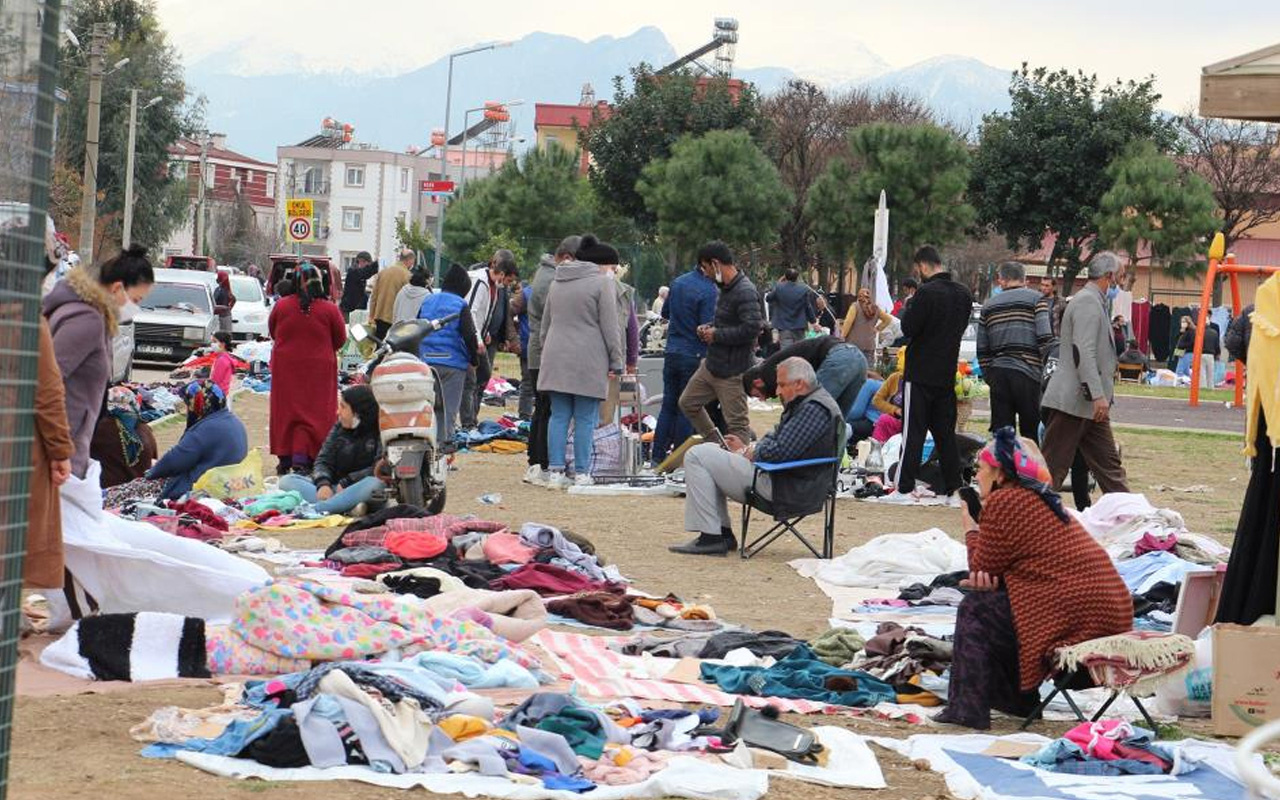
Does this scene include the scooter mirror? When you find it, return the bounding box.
[350,324,370,342]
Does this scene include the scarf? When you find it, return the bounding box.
[980,426,1068,521]
[107,386,145,466]
[182,379,226,428]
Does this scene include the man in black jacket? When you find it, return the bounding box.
[894,245,973,499]
[678,241,762,443]
[338,251,377,320]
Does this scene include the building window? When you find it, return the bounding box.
[265,174,275,198]
[340,251,362,272]
[400,168,409,192]
[345,164,365,187]
[342,207,363,231]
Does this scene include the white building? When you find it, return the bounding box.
[276,123,510,272]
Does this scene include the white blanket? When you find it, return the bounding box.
[57,462,269,624]
[1070,493,1230,561]
[791,528,968,590]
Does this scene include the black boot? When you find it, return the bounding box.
[669,532,735,556]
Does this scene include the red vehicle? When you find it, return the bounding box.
[266,254,342,303]
[165,254,216,271]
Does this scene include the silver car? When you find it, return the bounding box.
[133,269,221,363]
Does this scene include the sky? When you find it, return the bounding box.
[152,0,1280,110]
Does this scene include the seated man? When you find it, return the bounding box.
[741,335,866,418]
[670,357,842,557]
[1117,339,1148,371]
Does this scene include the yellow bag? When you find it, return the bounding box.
[193,448,264,499]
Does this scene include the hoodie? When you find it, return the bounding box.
[42,268,116,477]
[537,260,623,400]
[392,284,431,324]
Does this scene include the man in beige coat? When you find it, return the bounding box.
[369,249,414,339]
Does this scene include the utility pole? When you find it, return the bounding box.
[194,134,209,255]
[122,89,138,249]
[77,22,107,265]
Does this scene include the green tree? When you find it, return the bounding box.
[636,129,789,264]
[585,65,765,234]
[470,229,527,273]
[970,65,1177,292]
[443,143,594,264]
[394,216,434,253]
[805,158,861,294]
[809,123,974,290]
[58,0,199,254]
[1096,141,1219,279]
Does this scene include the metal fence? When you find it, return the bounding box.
[0,1,61,796]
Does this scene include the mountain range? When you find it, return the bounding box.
[185,26,1016,162]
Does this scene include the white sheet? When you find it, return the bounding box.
[174,726,884,797]
[791,528,968,590]
[58,462,270,624]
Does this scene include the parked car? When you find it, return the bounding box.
[165,254,215,271]
[266,253,341,303]
[133,268,222,363]
[230,274,270,340]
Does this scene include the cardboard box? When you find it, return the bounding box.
[1212,623,1280,736]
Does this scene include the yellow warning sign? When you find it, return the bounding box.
[286,198,313,218]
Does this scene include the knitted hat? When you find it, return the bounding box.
[575,234,619,266]
[442,263,472,297]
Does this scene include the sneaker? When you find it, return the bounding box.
[544,470,572,490]
[573,474,594,488]
[668,533,737,556]
[523,465,547,486]
[910,486,938,500]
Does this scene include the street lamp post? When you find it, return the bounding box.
[433,40,512,283]
[122,89,162,249]
[458,99,523,192]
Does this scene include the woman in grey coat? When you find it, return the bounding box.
[537,235,623,487]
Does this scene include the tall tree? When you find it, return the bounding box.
[1178,113,1280,250]
[970,65,1177,292]
[805,158,861,296]
[584,66,765,235]
[808,122,974,291]
[762,80,931,286]
[636,129,789,264]
[57,0,199,254]
[1096,140,1219,279]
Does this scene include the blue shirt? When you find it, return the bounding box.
[663,268,717,359]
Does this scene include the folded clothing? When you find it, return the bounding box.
[808,628,867,667]
[483,532,538,565]
[547,591,634,630]
[490,563,615,597]
[384,529,448,560]
[698,630,802,660]
[327,545,401,566]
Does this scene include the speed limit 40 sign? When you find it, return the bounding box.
[286,198,315,243]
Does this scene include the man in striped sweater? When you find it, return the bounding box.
[977,262,1054,440]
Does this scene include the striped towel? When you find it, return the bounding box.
[532,629,830,714]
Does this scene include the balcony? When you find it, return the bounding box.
[297,179,331,196]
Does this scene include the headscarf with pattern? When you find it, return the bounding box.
[979,426,1068,521]
[107,386,145,465]
[182,379,227,428]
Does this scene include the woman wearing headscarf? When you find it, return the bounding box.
[537,235,623,488]
[417,263,480,442]
[840,287,892,365]
[145,380,248,500]
[268,262,347,474]
[214,271,236,334]
[935,428,1132,729]
[90,386,159,488]
[278,385,384,515]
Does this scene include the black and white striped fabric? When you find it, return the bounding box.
[40,612,210,681]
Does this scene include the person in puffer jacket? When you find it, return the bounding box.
[278,385,384,514]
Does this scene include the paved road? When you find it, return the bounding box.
[972,393,1245,434]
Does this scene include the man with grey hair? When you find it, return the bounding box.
[523,235,582,485]
[670,356,842,556]
[977,261,1053,439]
[1041,251,1130,496]
[369,247,415,338]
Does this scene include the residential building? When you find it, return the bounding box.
[535,96,611,174]
[162,134,278,259]
[276,121,509,272]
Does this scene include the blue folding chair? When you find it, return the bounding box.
[739,423,843,559]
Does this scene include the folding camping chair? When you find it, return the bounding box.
[739,422,843,560]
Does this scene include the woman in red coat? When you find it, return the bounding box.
[268,263,347,474]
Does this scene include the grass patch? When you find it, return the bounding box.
[1155,722,1191,741]
[1114,383,1237,403]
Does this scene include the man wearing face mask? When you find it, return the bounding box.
[44,245,155,479]
[678,241,763,445]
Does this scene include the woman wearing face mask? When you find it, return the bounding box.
[145,380,248,500]
[209,331,235,397]
[43,245,155,479]
[277,385,384,515]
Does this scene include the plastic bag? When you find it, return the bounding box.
[192,448,264,500]
[1155,631,1212,718]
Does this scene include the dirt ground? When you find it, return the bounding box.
[9,387,1253,800]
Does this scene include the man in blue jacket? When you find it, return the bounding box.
[651,260,718,462]
[766,268,816,349]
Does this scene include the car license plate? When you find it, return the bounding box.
[137,344,172,356]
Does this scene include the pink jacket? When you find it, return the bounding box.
[211,352,234,397]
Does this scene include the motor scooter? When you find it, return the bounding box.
[350,314,459,513]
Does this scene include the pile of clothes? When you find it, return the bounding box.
[115,382,186,422]
[1021,720,1189,776]
[453,417,528,451]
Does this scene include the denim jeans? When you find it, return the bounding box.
[816,344,867,418]
[278,473,383,515]
[547,391,601,473]
[652,352,701,461]
[434,365,466,443]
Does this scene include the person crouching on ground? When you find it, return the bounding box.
[741,334,867,420]
[146,380,248,500]
[670,357,841,557]
[935,427,1131,729]
[278,385,384,515]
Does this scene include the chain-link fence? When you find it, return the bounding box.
[0,1,61,796]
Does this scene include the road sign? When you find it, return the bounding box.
[287,215,314,243]
[286,198,313,218]
[419,180,455,194]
